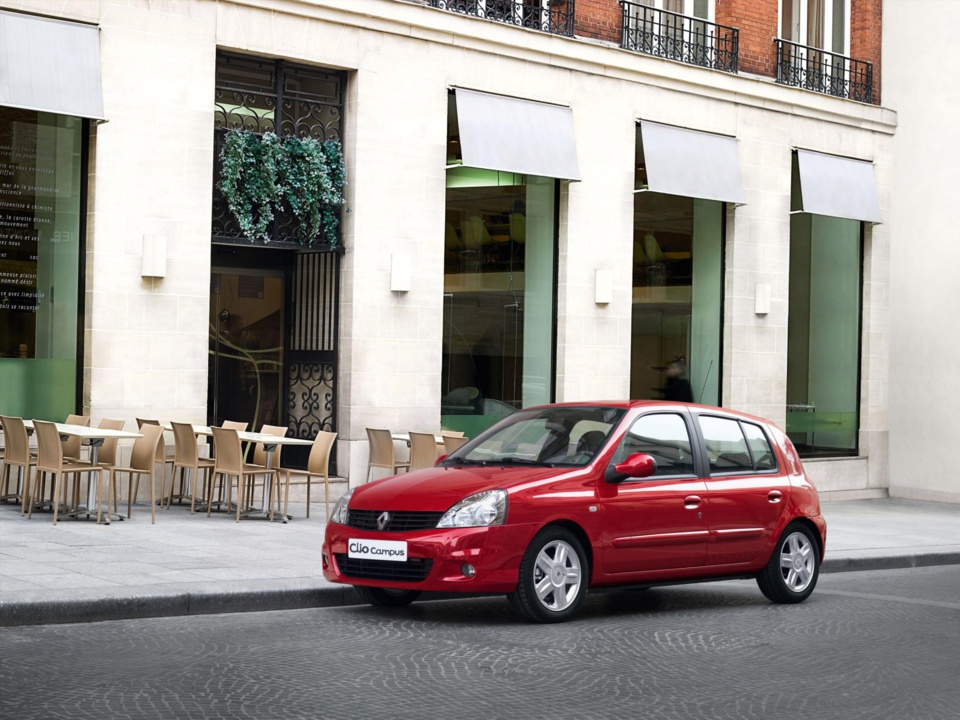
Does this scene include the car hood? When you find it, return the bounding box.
[350,464,576,512]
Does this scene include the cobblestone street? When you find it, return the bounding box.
[3,566,959,720]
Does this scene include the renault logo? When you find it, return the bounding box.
[377,511,391,531]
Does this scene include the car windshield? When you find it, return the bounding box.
[441,406,626,468]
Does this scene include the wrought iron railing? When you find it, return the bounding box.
[620,2,739,74]
[429,0,575,37]
[775,38,873,103]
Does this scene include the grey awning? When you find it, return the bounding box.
[638,121,744,204]
[0,10,105,120]
[795,149,881,223]
[454,88,580,181]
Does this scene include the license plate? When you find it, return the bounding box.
[348,538,408,562]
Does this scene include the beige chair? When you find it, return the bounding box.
[136,418,175,493]
[90,418,126,511]
[1,416,36,511]
[248,424,288,516]
[105,424,165,524]
[222,420,249,431]
[282,431,340,519]
[443,435,469,455]
[62,414,91,462]
[210,427,277,522]
[30,420,103,525]
[169,422,216,513]
[366,428,410,482]
[408,431,440,471]
[440,430,465,438]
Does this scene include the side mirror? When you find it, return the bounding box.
[609,453,657,481]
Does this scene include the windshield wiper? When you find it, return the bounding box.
[444,457,491,466]
[494,457,553,467]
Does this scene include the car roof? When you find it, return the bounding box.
[528,400,775,426]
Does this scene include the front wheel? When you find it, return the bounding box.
[508,526,588,623]
[354,586,422,608]
[757,523,820,603]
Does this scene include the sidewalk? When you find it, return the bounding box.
[1,497,959,626]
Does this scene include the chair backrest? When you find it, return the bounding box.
[34,420,65,473]
[97,418,126,466]
[63,414,90,459]
[643,232,666,263]
[408,432,438,471]
[439,430,465,438]
[136,418,160,429]
[0,416,29,466]
[463,215,491,250]
[366,428,394,467]
[307,431,338,476]
[211,426,243,476]
[130,424,165,472]
[221,420,249,432]
[576,430,606,456]
[444,222,461,251]
[252,424,288,467]
[171,422,200,465]
[443,435,469,455]
[509,212,526,244]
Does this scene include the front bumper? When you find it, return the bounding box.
[322,522,536,593]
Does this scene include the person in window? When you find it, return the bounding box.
[663,360,694,403]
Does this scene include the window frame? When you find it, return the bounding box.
[778,0,850,55]
[607,410,701,482]
[692,413,782,477]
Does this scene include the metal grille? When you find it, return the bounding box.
[335,555,434,582]
[775,38,873,103]
[292,252,338,352]
[212,52,345,246]
[347,510,446,532]
[620,2,739,74]
[430,0,575,37]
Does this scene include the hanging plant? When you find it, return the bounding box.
[219,129,347,249]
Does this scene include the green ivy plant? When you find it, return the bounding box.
[219,129,346,248]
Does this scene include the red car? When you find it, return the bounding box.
[322,401,826,623]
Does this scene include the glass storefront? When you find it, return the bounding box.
[0,108,83,420]
[786,211,862,456]
[630,190,723,405]
[441,167,557,437]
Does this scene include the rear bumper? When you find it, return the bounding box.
[322,522,536,593]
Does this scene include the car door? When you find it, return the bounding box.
[694,414,789,567]
[599,411,708,573]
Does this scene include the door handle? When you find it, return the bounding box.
[684,495,701,509]
[768,490,783,503]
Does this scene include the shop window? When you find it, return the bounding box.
[786,157,862,457]
[0,108,84,420]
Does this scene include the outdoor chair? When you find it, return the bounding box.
[281,430,340,519]
[365,428,409,483]
[169,422,215,513]
[408,431,439,471]
[442,435,469,455]
[30,420,103,525]
[0,416,36,511]
[136,418,175,494]
[62,414,91,462]
[105,423,165,524]
[210,427,278,522]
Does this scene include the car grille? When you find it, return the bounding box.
[347,510,444,532]
[334,555,434,582]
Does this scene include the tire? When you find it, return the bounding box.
[757,522,820,604]
[354,586,422,608]
[507,526,588,623]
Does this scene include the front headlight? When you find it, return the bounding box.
[330,488,354,525]
[437,489,508,528]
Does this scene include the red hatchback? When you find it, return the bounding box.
[322,402,826,623]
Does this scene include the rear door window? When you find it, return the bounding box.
[697,416,779,474]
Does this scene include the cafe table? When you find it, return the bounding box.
[23,420,142,523]
[162,425,313,522]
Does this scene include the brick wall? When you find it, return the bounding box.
[850,0,882,104]
[575,0,622,44]
[570,0,882,103]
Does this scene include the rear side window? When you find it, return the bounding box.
[613,413,695,478]
[698,416,779,474]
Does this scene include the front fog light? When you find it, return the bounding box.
[461,563,476,578]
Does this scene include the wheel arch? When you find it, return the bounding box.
[785,516,825,562]
[543,519,595,581]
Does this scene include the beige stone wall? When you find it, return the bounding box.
[1,0,895,491]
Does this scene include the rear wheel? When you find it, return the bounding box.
[757,523,820,603]
[354,586,421,608]
[507,526,588,623]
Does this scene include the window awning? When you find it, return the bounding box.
[453,88,580,181]
[0,10,105,120]
[638,121,744,204]
[795,149,882,223]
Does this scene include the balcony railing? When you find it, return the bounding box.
[620,2,739,74]
[430,0,575,37]
[775,38,873,103]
